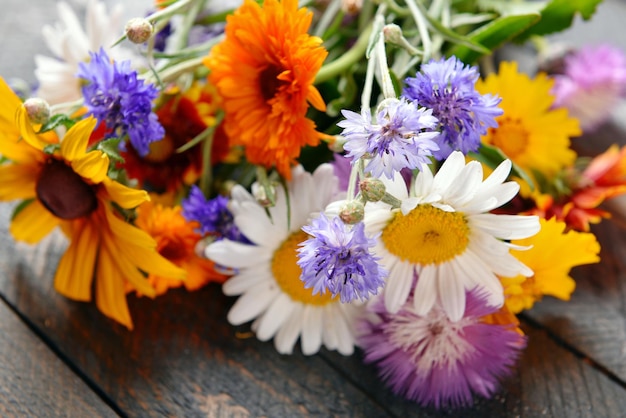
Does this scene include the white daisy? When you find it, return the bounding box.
[34,0,139,105]
[365,151,540,321]
[206,164,360,356]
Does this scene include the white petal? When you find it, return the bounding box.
[254,293,294,341]
[437,263,466,322]
[444,161,482,207]
[227,282,279,325]
[470,213,540,240]
[384,260,415,313]
[412,266,438,316]
[300,306,323,355]
[334,305,356,355]
[321,307,339,351]
[235,201,283,247]
[432,151,465,193]
[205,240,271,269]
[381,170,409,200]
[274,303,304,355]
[222,265,272,296]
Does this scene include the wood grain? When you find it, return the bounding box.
[0,297,117,418]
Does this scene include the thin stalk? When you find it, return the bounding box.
[314,0,342,38]
[315,23,373,84]
[405,0,433,62]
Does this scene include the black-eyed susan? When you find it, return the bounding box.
[0,81,185,329]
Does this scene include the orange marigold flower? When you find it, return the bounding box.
[133,201,227,296]
[205,0,328,179]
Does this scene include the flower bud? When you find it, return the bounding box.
[252,182,276,208]
[339,200,365,224]
[23,98,50,125]
[328,136,346,153]
[359,178,386,202]
[383,24,404,46]
[341,0,363,15]
[125,18,154,44]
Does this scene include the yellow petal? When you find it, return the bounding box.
[0,136,44,164]
[0,76,23,134]
[71,151,109,184]
[102,179,149,209]
[96,244,134,329]
[54,219,98,301]
[102,203,156,248]
[10,199,61,244]
[60,117,97,161]
[120,240,187,280]
[0,164,38,200]
[15,107,48,150]
[103,239,157,298]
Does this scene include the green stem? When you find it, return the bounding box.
[315,23,373,85]
[199,112,224,197]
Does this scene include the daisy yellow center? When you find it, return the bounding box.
[382,205,469,265]
[36,158,98,220]
[485,116,529,159]
[271,230,334,306]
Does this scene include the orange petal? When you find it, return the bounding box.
[307,85,326,112]
[9,199,61,244]
[54,219,98,301]
[0,164,38,200]
[60,117,97,161]
[96,244,133,330]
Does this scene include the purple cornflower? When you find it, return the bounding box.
[182,185,248,243]
[337,98,439,179]
[403,56,503,160]
[77,48,164,156]
[297,214,386,303]
[358,290,526,408]
[552,44,626,131]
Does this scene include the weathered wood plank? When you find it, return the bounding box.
[0,297,118,418]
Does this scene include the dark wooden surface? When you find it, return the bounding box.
[3,0,626,417]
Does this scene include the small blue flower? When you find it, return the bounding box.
[403,56,503,160]
[182,185,248,243]
[77,48,164,156]
[337,98,439,179]
[298,214,386,303]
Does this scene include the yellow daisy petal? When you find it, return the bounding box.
[102,237,157,298]
[60,117,97,161]
[54,219,99,301]
[71,151,110,184]
[15,107,48,150]
[96,244,134,330]
[0,163,38,200]
[9,199,61,244]
[102,179,149,209]
[0,76,23,136]
[102,203,156,249]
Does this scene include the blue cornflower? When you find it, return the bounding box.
[337,98,439,179]
[298,214,386,303]
[182,185,248,243]
[403,56,503,160]
[77,48,164,156]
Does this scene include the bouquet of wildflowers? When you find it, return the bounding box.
[2,0,626,409]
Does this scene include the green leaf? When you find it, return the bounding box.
[513,0,603,42]
[39,114,76,133]
[96,137,125,163]
[469,144,535,191]
[447,13,540,63]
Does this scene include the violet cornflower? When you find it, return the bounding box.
[552,44,626,131]
[403,56,503,160]
[337,98,439,179]
[182,185,248,243]
[358,289,526,408]
[77,48,164,156]
[298,214,386,303]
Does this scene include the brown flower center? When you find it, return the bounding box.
[36,158,98,220]
[259,65,286,102]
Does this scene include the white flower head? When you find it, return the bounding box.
[206,164,360,356]
[365,151,540,321]
[34,0,140,104]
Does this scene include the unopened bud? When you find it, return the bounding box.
[341,0,363,15]
[383,24,404,45]
[23,98,50,125]
[359,178,386,202]
[339,200,364,224]
[125,18,154,44]
[328,136,346,153]
[252,182,276,208]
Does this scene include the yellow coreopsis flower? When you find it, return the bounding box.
[476,62,581,184]
[0,78,186,329]
[501,217,601,313]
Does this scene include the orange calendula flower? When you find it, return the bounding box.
[476,61,581,183]
[205,0,328,179]
[501,217,600,313]
[133,201,227,296]
[0,79,186,329]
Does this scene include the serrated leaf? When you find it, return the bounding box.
[469,144,535,191]
[96,137,125,163]
[447,13,540,63]
[513,0,602,42]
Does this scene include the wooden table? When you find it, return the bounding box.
[3,0,626,416]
